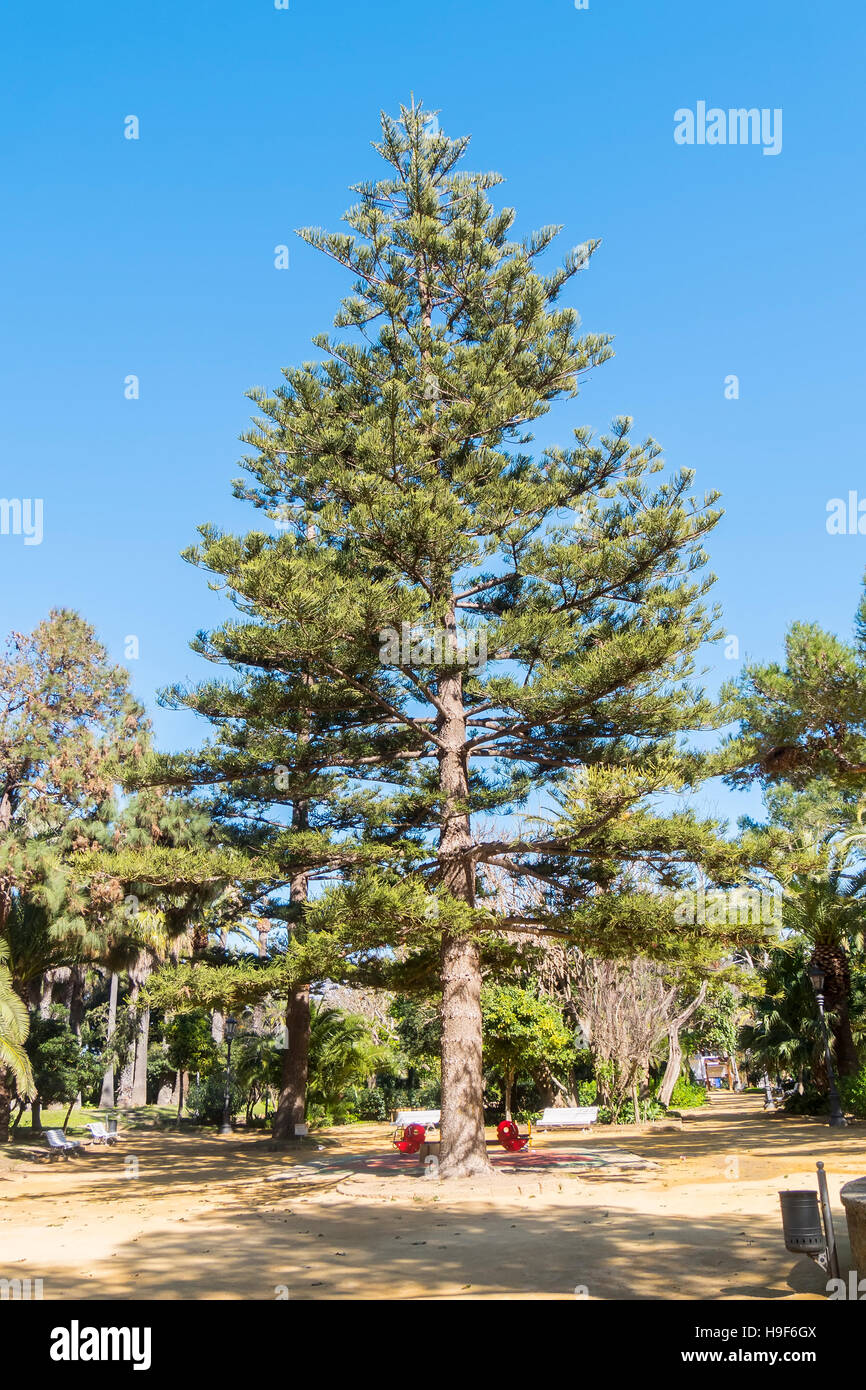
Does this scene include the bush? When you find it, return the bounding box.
[351,1086,390,1122]
[666,1076,708,1110]
[597,1099,665,1125]
[782,1088,828,1116]
[839,1067,866,1119]
[186,1074,244,1126]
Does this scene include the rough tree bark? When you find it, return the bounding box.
[657,981,708,1108]
[504,1066,514,1121]
[131,1004,150,1107]
[437,607,491,1178]
[272,870,311,1142]
[116,954,152,1108]
[99,972,119,1109]
[0,1071,12,1144]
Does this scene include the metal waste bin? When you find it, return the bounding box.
[779,1189,826,1257]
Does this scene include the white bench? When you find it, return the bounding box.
[390,1109,440,1131]
[534,1106,598,1131]
[44,1128,85,1158]
[86,1122,118,1145]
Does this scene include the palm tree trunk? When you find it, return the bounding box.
[0,1068,12,1144]
[810,944,859,1076]
[131,1004,150,1106]
[99,972,119,1109]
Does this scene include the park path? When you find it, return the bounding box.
[1,1092,863,1299]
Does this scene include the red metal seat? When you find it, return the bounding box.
[394,1122,427,1154]
[496,1119,530,1152]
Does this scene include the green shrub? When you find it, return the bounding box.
[839,1067,866,1119]
[186,1074,244,1126]
[667,1076,708,1109]
[597,1099,664,1125]
[351,1086,390,1121]
[782,1088,828,1116]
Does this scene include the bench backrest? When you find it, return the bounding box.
[538,1106,599,1123]
[87,1123,107,1137]
[44,1129,69,1148]
[392,1109,441,1127]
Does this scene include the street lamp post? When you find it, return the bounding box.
[220,1016,238,1136]
[807,966,846,1128]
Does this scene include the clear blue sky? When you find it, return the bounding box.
[2,0,864,830]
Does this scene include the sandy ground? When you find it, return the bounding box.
[1,1093,864,1301]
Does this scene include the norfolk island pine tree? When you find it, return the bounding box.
[134,678,416,1142]
[157,101,730,1177]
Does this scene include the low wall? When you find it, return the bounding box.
[840,1177,866,1276]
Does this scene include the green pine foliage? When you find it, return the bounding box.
[138,102,739,1173]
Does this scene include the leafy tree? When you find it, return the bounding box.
[0,611,146,1139]
[169,101,730,1175]
[481,983,573,1118]
[165,1010,218,1119]
[682,982,742,1080]
[25,1012,102,1131]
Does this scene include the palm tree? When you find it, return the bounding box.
[740,942,827,1089]
[782,852,866,1076]
[0,938,35,1138]
[743,785,866,1077]
[307,1004,396,1118]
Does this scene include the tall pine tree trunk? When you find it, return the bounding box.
[273,870,310,1141]
[273,711,313,1142]
[273,984,310,1140]
[437,631,491,1178]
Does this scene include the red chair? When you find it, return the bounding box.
[496,1120,530,1152]
[394,1122,427,1155]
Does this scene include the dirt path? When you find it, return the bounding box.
[1,1094,863,1300]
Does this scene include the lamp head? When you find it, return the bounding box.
[807,964,825,995]
[225,1016,238,1041]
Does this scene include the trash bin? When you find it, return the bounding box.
[779,1189,825,1257]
